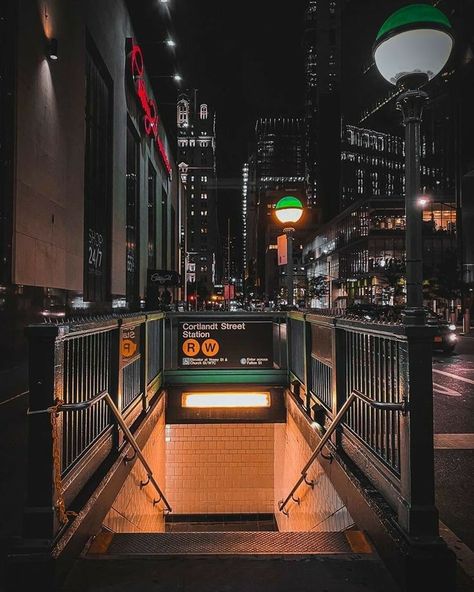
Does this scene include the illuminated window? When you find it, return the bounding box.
[177,99,189,127]
[200,104,208,119]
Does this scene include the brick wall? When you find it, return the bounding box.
[103,399,166,532]
[274,411,354,532]
[165,423,274,514]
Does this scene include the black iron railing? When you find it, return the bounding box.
[25,311,165,528]
[278,388,407,515]
[344,330,403,472]
[287,310,437,539]
[288,317,304,382]
[62,329,113,473]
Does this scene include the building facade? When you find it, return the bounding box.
[245,117,306,301]
[0,0,180,368]
[177,90,218,302]
[302,0,472,316]
[304,198,457,311]
[303,0,341,221]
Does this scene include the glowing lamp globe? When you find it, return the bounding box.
[275,196,303,225]
[373,4,453,86]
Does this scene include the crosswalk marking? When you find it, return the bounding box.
[433,368,474,386]
[434,434,474,449]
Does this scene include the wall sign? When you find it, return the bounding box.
[121,325,140,364]
[178,320,273,369]
[147,269,180,287]
[129,41,172,177]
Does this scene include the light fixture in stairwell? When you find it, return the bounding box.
[182,392,271,408]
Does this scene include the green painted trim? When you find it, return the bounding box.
[164,369,288,386]
[377,4,451,41]
[147,371,163,396]
[275,196,303,211]
[288,311,305,321]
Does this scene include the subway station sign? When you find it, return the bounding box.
[178,320,273,369]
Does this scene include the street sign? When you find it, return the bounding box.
[277,234,287,265]
[147,269,180,286]
[178,320,273,369]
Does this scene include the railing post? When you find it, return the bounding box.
[398,325,439,537]
[142,316,149,412]
[333,320,346,448]
[23,324,68,542]
[109,320,123,449]
[303,315,312,416]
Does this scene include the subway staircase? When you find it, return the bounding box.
[60,527,401,592]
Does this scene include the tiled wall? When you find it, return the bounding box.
[165,423,274,514]
[274,412,354,532]
[103,399,166,532]
[103,394,353,530]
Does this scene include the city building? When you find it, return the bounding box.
[303,0,341,221]
[244,117,306,301]
[340,125,404,211]
[177,90,218,303]
[0,0,180,368]
[302,0,473,316]
[304,197,457,311]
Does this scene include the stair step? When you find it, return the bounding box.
[87,530,373,557]
[62,530,401,592]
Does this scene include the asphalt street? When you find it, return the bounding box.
[432,335,474,554]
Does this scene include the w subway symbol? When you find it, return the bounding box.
[182,338,220,357]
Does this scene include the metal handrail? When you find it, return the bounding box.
[278,389,407,515]
[30,390,172,513]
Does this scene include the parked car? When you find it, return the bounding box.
[424,308,458,354]
[345,304,458,354]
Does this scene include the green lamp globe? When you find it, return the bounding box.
[373,3,453,86]
[275,196,304,224]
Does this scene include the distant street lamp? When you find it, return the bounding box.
[275,196,304,308]
[373,4,453,325]
[151,73,182,83]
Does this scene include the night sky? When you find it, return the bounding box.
[129,0,308,245]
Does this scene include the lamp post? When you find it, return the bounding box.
[373,4,453,325]
[275,196,304,308]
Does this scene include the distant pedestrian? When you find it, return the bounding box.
[161,288,172,310]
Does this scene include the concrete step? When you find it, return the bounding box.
[60,530,401,591]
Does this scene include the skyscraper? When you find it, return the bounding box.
[177,90,218,300]
[303,0,341,221]
[245,117,305,300]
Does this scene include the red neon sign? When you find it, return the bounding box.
[130,42,172,176]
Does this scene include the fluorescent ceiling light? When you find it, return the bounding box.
[182,392,271,408]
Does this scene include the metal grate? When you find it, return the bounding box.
[311,356,332,410]
[105,531,353,556]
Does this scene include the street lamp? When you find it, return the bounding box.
[275,196,304,308]
[151,73,182,83]
[373,4,453,325]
